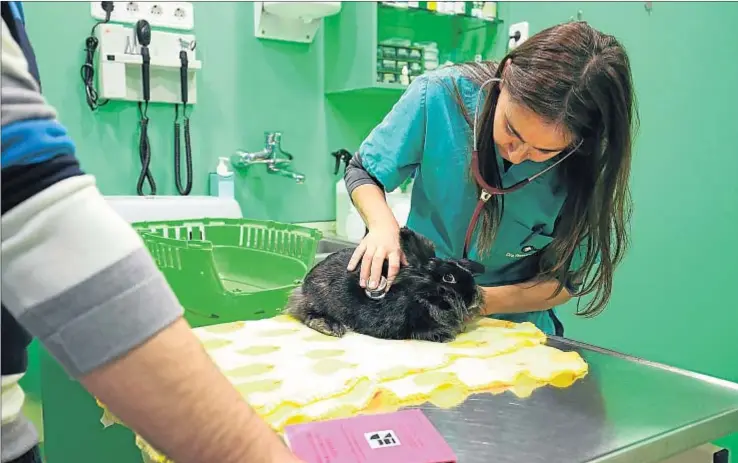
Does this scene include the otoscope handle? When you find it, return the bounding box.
[135,20,152,103]
[141,47,150,102]
[179,50,188,105]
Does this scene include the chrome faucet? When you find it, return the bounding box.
[230,132,306,184]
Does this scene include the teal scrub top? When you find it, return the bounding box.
[360,67,580,335]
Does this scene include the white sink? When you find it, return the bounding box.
[105,195,243,223]
[313,235,357,267]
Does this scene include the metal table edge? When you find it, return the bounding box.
[550,336,738,391]
[551,336,738,462]
[587,410,738,463]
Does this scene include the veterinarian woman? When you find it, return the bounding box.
[345,21,637,336]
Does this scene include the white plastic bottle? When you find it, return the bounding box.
[386,177,413,227]
[384,189,405,227]
[332,150,354,239]
[209,157,234,198]
[345,206,367,242]
[336,178,351,238]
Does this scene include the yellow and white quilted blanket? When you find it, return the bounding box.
[98,315,588,462]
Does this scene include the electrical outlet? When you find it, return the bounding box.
[508,21,529,51]
[90,2,130,25]
[149,3,163,16]
[90,2,194,30]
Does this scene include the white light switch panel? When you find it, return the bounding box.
[508,21,529,51]
[90,2,194,30]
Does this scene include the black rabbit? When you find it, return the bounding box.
[284,227,486,343]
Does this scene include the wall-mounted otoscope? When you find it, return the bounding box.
[135,19,156,196]
[174,38,196,196]
[136,19,152,102]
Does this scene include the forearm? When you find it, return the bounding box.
[481,279,572,315]
[351,183,398,230]
[345,152,399,231]
[82,318,295,463]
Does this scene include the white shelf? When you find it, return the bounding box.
[96,23,201,104]
[254,1,342,44]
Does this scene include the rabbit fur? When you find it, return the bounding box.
[284,227,486,343]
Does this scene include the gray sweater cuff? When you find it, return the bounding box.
[344,152,383,197]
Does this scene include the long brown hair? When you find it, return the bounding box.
[448,21,637,317]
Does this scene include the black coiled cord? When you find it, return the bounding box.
[136,102,157,195]
[81,20,110,111]
[174,104,193,195]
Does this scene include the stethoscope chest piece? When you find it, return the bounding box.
[365,276,388,300]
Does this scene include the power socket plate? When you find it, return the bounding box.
[508,21,530,50]
[90,2,194,30]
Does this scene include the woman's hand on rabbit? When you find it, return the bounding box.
[347,223,409,291]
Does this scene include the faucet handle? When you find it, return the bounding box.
[265,131,282,146]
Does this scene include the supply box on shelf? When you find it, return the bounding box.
[376,40,425,86]
[324,1,502,97]
[382,1,499,21]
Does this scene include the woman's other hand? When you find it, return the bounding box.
[346,222,408,291]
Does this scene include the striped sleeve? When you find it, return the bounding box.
[1,19,80,214]
[1,20,183,378]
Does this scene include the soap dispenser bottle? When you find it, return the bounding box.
[209,157,235,198]
[331,149,354,239]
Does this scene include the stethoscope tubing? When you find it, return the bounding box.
[462,77,583,259]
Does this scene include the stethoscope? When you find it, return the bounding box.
[462,77,584,259]
[365,77,583,300]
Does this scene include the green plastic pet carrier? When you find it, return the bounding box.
[132,218,322,327]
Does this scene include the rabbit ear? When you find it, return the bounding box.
[399,227,436,266]
[458,259,485,275]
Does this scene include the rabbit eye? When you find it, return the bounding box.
[442,274,456,284]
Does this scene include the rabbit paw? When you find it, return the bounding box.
[412,331,455,343]
[304,314,347,338]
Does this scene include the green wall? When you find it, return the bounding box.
[492,1,738,454]
[23,1,340,223]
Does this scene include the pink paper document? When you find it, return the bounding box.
[285,409,457,463]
